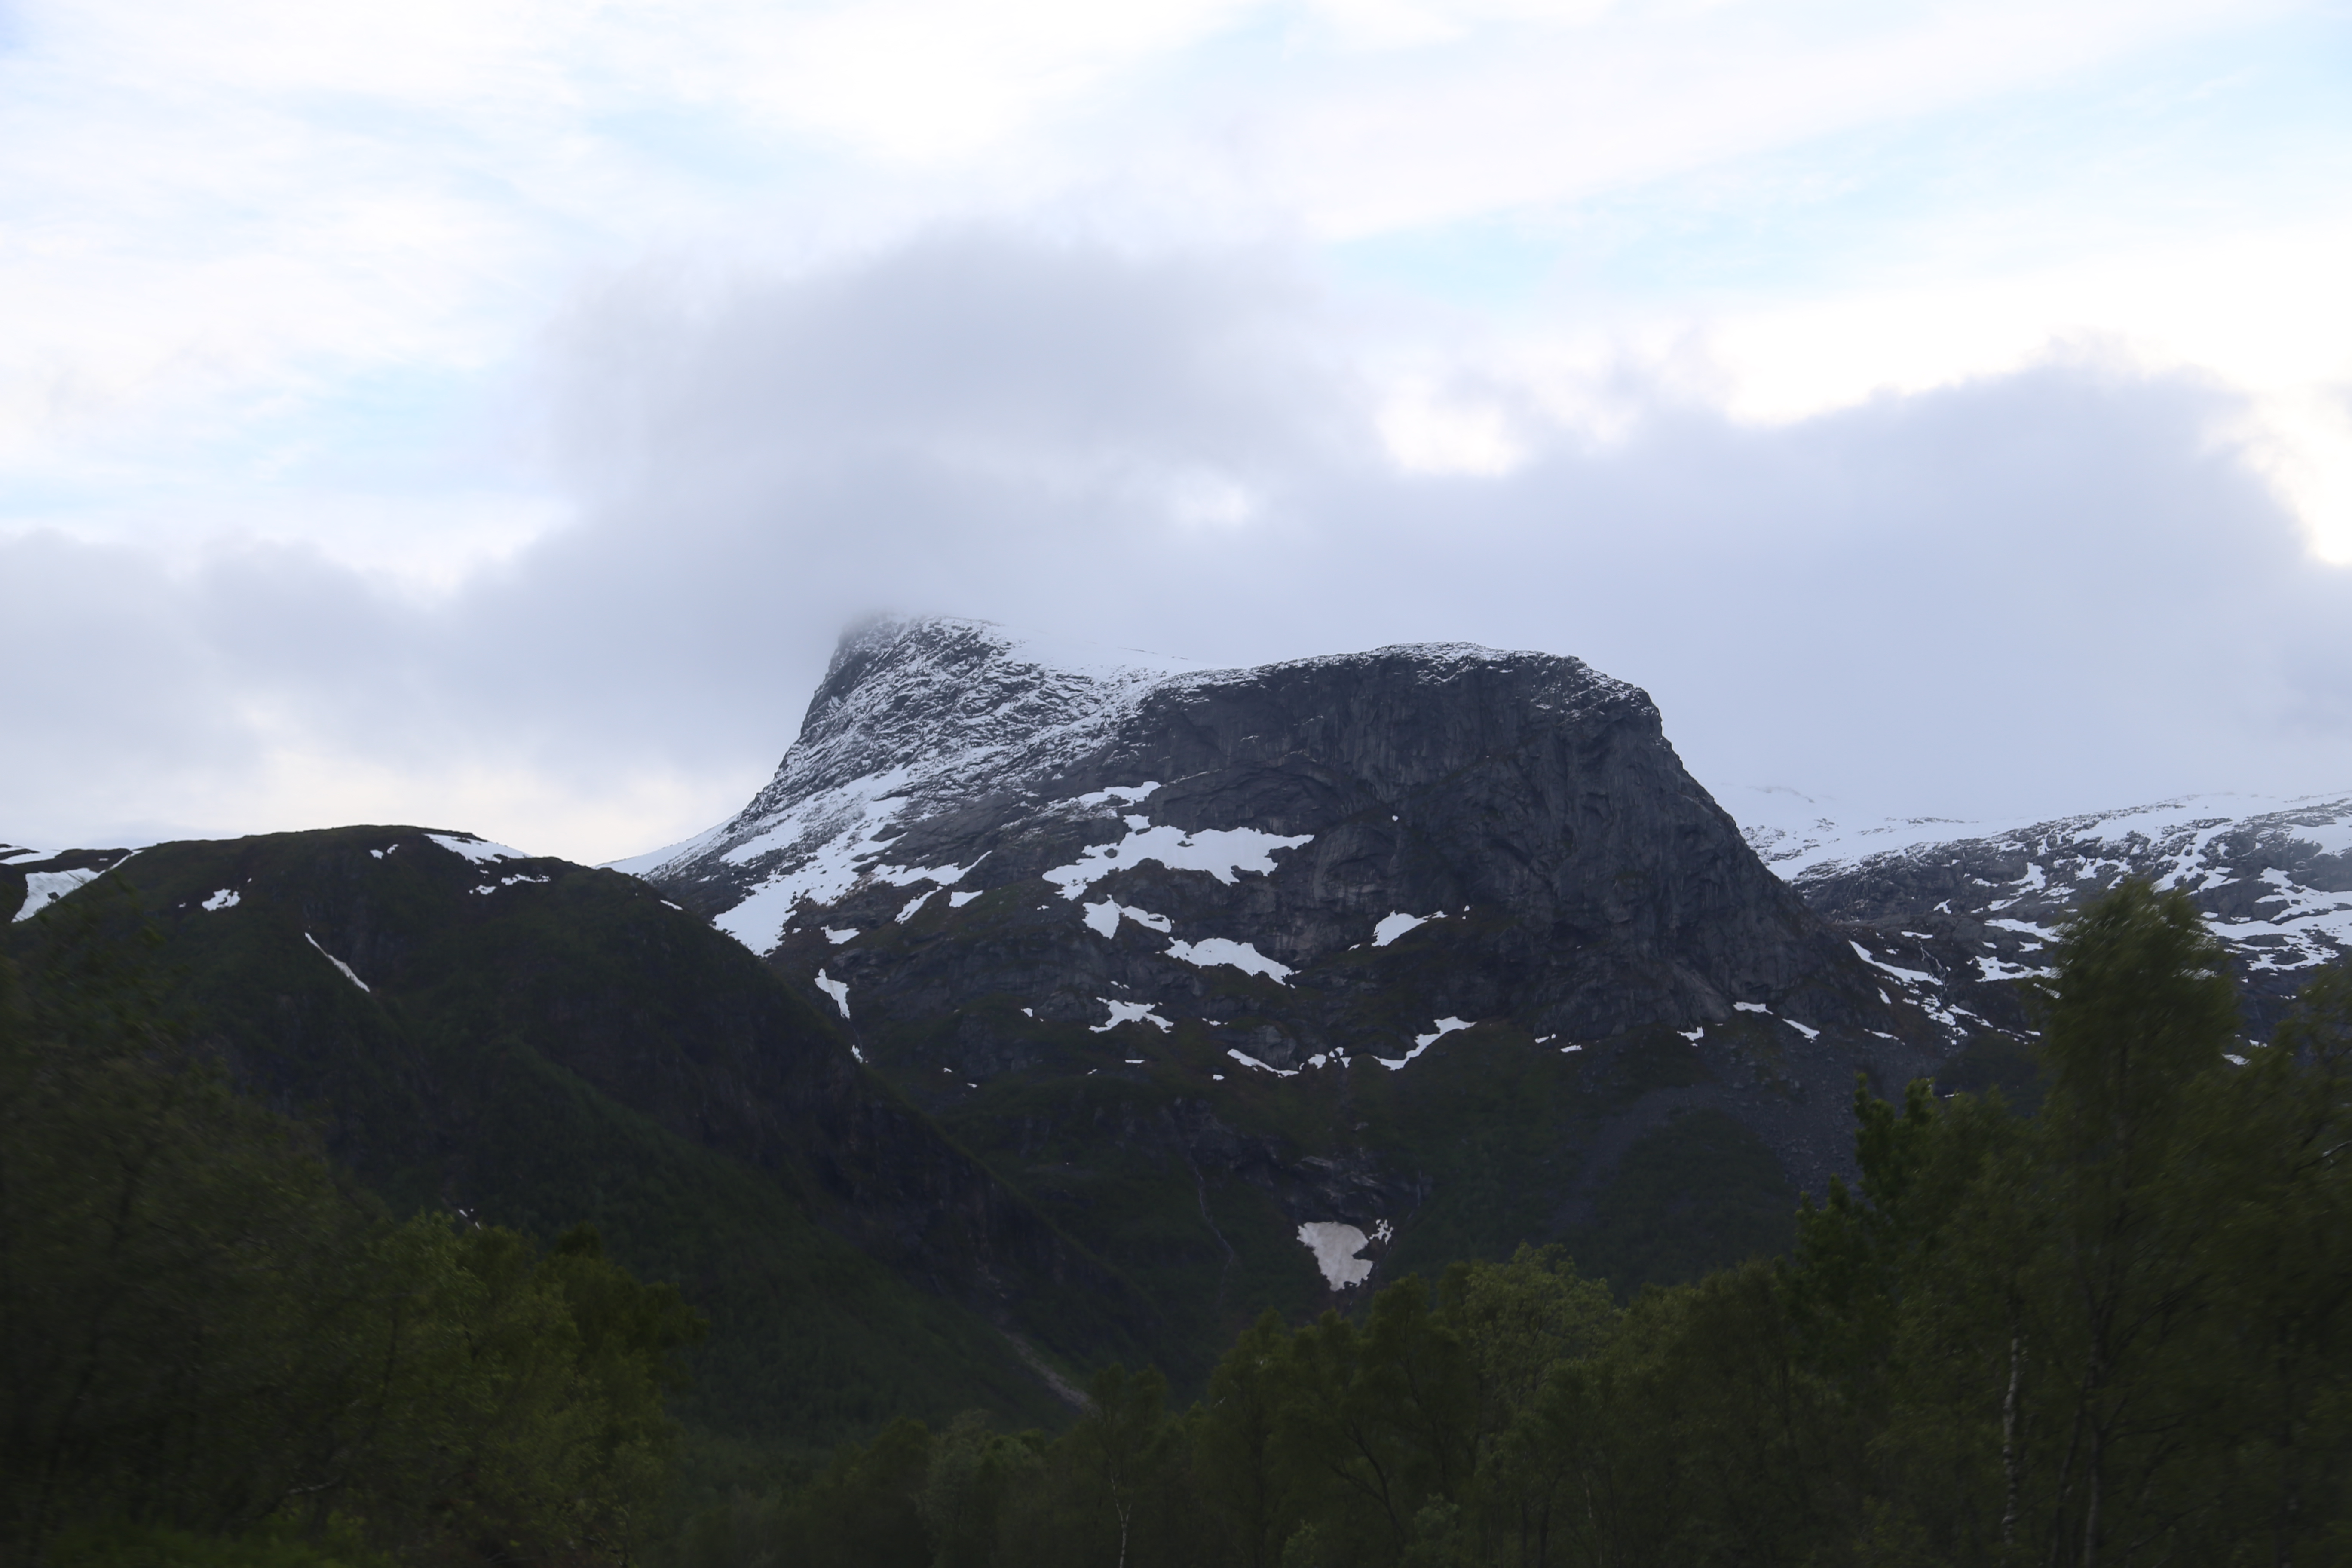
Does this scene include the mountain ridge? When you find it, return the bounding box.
[625,615,1952,1375]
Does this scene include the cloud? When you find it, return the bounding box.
[7,230,2348,861]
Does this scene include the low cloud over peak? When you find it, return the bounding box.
[8,232,2349,861]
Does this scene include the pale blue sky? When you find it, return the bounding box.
[3,0,2349,859]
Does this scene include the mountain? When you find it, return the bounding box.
[33,616,2343,1430]
[1740,789,2352,1055]
[3,825,1154,1443]
[628,616,1961,1376]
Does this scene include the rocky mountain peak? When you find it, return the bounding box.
[778,615,1201,806]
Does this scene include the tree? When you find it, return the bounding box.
[2192,961,2352,1565]
[1073,1364,1169,1568]
[2023,881,2241,1565]
[1195,1312,1300,1568]
[1279,1282,1473,1565]
[1436,1247,1617,1568]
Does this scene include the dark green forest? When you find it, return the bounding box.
[11,880,2352,1566]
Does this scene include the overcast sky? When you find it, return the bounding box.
[6,0,2351,863]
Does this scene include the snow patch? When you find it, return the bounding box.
[1376,1016,1473,1070]
[1850,941,1939,985]
[1731,1000,1817,1038]
[824,927,859,945]
[1227,1048,1298,1078]
[201,888,240,912]
[1082,900,1173,939]
[1092,998,1173,1033]
[426,833,527,866]
[1372,910,1442,946]
[873,853,986,889]
[897,889,936,923]
[814,969,850,1018]
[1043,823,1311,899]
[692,769,974,954]
[14,867,101,921]
[304,934,370,994]
[949,891,983,908]
[1069,782,1162,807]
[1165,936,1292,983]
[1296,1222,1381,1289]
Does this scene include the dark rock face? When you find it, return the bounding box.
[646,618,1927,1059]
[636,617,1962,1362]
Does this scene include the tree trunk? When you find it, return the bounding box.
[2002,1329,2025,1556]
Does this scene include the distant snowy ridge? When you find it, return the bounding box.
[1736,787,2351,884]
[1742,787,2352,986]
